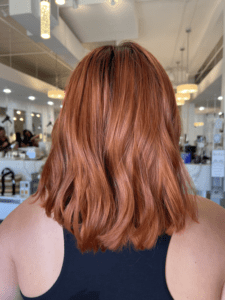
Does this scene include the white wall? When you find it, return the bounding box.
[194,114,206,138]
[181,102,218,155]
[0,96,55,142]
[183,112,221,157]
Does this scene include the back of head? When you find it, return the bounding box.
[33,41,198,254]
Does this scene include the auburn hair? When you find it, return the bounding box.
[31,41,199,254]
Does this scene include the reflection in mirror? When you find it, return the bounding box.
[32,112,42,140]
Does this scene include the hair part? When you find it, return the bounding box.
[31,41,199,254]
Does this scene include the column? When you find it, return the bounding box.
[26,103,33,132]
[181,102,195,145]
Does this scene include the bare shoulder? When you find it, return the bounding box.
[0,195,52,259]
[167,195,225,299]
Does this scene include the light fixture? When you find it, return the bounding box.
[16,110,21,115]
[13,117,17,121]
[110,0,118,5]
[40,0,50,39]
[60,104,63,108]
[48,90,64,99]
[106,0,120,7]
[177,84,198,94]
[55,0,65,4]
[199,107,205,111]
[176,99,185,106]
[36,114,40,118]
[3,88,11,94]
[175,93,190,101]
[31,113,34,117]
[219,112,223,115]
[48,101,54,105]
[177,29,198,94]
[28,96,35,101]
[194,122,204,127]
[218,96,223,100]
[20,118,24,121]
[48,54,65,99]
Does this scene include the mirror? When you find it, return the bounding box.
[31,112,42,140]
[14,109,26,134]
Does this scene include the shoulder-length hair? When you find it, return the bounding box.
[31,41,199,254]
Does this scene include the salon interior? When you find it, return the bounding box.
[0,0,225,225]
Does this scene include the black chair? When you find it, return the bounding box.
[1,168,15,196]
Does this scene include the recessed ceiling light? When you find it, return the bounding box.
[17,110,21,115]
[199,107,205,111]
[218,96,223,100]
[3,88,11,94]
[20,118,24,121]
[13,117,17,121]
[36,114,40,118]
[47,101,54,106]
[219,112,223,115]
[28,96,35,101]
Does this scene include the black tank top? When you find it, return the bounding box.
[20,227,174,299]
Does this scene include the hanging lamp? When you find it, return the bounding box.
[48,55,65,99]
[177,29,198,94]
[175,93,190,101]
[55,0,66,4]
[176,99,185,106]
[194,122,204,127]
[106,0,120,7]
[48,90,64,99]
[40,0,50,39]
[175,50,190,101]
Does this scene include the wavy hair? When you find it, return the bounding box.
[31,41,199,254]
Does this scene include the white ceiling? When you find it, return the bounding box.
[194,75,222,111]
[0,77,62,109]
[0,0,223,113]
[60,0,223,76]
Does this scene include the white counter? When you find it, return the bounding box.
[0,157,47,181]
[0,195,29,220]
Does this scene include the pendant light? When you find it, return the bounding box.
[106,0,120,7]
[40,0,50,39]
[176,93,190,101]
[177,29,198,94]
[175,51,190,103]
[48,55,65,99]
[194,122,204,127]
[176,100,185,106]
[55,0,66,5]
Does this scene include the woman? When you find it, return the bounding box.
[22,129,39,147]
[0,42,225,300]
[0,126,10,151]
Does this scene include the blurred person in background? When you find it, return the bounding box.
[0,126,10,151]
[13,132,26,149]
[22,129,39,147]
